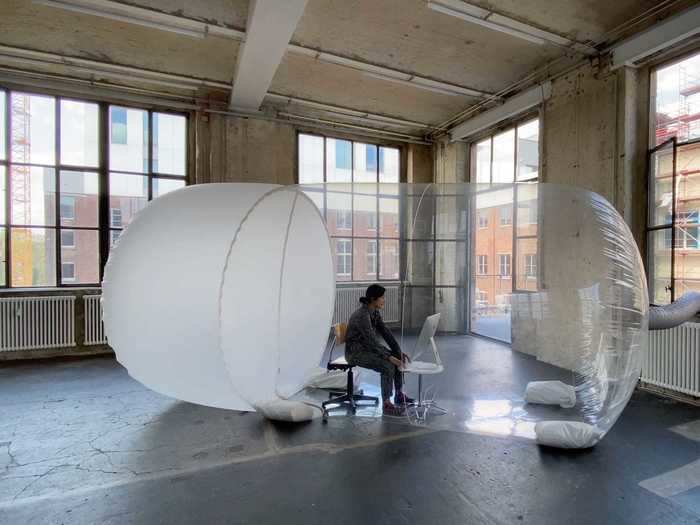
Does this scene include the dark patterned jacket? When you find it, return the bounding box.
[345,304,401,361]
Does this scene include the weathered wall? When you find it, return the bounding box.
[194,113,430,185]
[541,62,649,245]
[434,138,468,184]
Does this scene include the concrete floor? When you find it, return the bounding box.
[0,336,699,525]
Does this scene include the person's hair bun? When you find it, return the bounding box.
[359,296,369,305]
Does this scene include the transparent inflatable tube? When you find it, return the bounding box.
[102,183,334,411]
[104,182,648,447]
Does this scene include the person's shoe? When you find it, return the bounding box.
[394,392,415,406]
[382,401,405,417]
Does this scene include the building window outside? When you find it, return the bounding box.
[0,89,188,288]
[110,208,123,228]
[499,205,512,226]
[61,230,75,248]
[525,254,537,277]
[336,239,352,278]
[297,132,400,282]
[336,209,352,230]
[648,52,700,304]
[60,196,76,221]
[478,212,488,228]
[499,254,511,278]
[61,262,75,282]
[366,240,377,276]
[477,255,488,275]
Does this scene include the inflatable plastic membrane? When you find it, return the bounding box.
[102,182,648,448]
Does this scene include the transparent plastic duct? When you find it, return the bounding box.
[103,182,648,446]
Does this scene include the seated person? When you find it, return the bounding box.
[345,284,413,415]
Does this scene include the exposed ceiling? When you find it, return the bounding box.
[0,0,693,141]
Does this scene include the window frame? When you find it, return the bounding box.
[0,88,189,289]
[296,131,401,283]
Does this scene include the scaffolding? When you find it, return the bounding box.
[656,65,700,144]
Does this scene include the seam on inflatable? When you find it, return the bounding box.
[275,189,299,400]
[400,183,433,351]
[217,185,288,408]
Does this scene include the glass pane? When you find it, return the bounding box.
[0,227,5,286]
[517,119,539,181]
[298,134,324,183]
[109,173,148,229]
[60,100,99,167]
[0,166,5,223]
[60,170,98,227]
[353,238,377,280]
[648,142,674,227]
[516,183,538,236]
[10,227,56,287]
[109,106,148,173]
[492,129,515,183]
[471,270,512,343]
[379,147,399,183]
[60,229,99,284]
[353,142,377,183]
[648,229,672,304]
[353,194,376,235]
[326,138,352,183]
[474,138,491,183]
[332,238,352,282]
[110,229,122,249]
[379,197,399,238]
[326,192,352,235]
[0,91,5,161]
[153,178,185,198]
[379,239,399,280]
[11,93,55,165]
[435,287,465,332]
[436,196,468,240]
[302,189,324,217]
[153,113,186,175]
[406,241,433,285]
[515,238,538,291]
[436,241,466,286]
[11,166,55,226]
[402,286,433,330]
[652,53,700,146]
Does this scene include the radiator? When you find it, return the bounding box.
[643,323,700,397]
[84,295,107,346]
[0,296,76,352]
[333,285,400,324]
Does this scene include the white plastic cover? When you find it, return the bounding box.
[525,381,576,408]
[102,183,334,411]
[535,421,603,449]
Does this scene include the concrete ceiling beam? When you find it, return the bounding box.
[229,0,308,111]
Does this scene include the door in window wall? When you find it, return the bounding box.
[469,118,540,343]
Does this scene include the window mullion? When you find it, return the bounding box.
[55,96,61,287]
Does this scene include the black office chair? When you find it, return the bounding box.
[321,323,379,421]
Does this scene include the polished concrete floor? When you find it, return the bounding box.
[0,335,698,525]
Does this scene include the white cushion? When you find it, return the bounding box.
[525,380,576,408]
[256,400,317,422]
[535,421,602,449]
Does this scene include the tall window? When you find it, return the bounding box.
[648,52,700,304]
[297,132,400,282]
[498,254,511,277]
[0,90,187,288]
[477,255,487,275]
[470,116,540,342]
